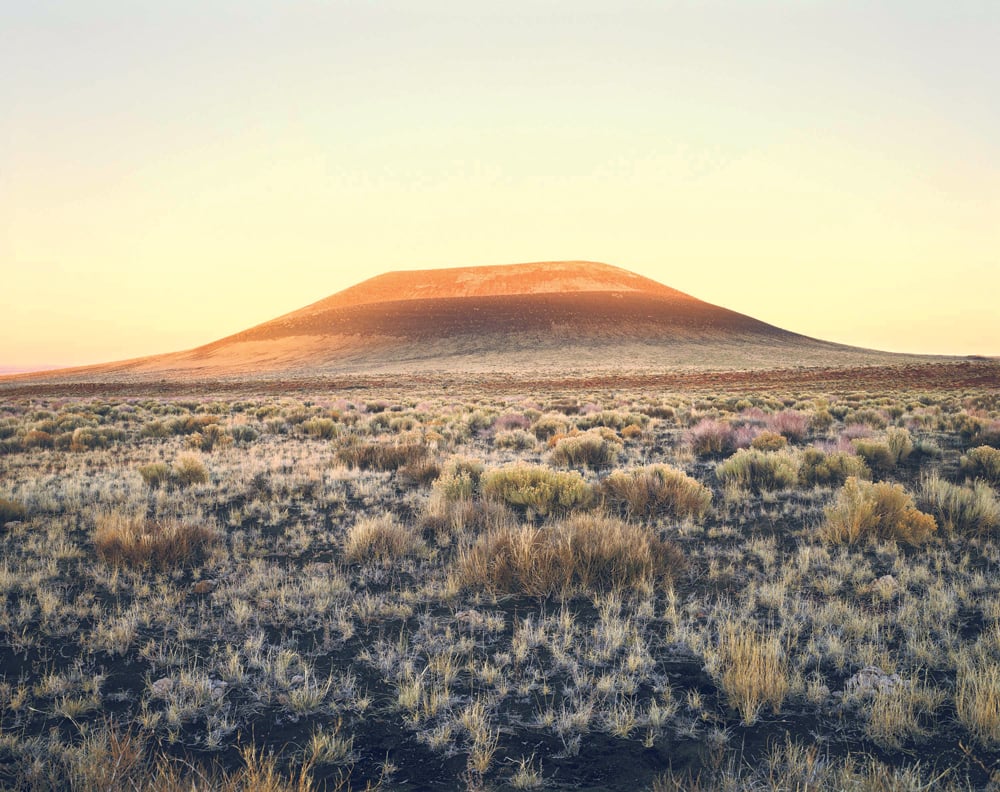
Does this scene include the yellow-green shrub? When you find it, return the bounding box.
[852,439,895,475]
[187,424,231,452]
[798,448,870,487]
[432,456,485,502]
[481,465,594,517]
[750,431,787,451]
[300,418,339,440]
[886,427,913,464]
[494,429,537,450]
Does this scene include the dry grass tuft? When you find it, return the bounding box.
[343,514,424,564]
[95,512,218,570]
[397,456,442,487]
[455,514,683,596]
[548,430,622,469]
[820,477,936,546]
[920,474,1000,537]
[956,654,1000,747]
[138,462,173,489]
[714,623,789,725]
[64,728,316,792]
[336,440,428,471]
[715,448,799,493]
[601,464,711,521]
[651,737,974,792]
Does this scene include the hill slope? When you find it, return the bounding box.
[2,261,952,382]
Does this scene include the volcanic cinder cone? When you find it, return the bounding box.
[4,261,945,382]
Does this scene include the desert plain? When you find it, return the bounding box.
[0,262,998,791]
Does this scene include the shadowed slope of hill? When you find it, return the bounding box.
[1,261,965,383]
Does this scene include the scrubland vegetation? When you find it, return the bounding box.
[0,384,998,790]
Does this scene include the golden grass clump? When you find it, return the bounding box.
[54,728,316,792]
[480,464,595,517]
[139,457,209,489]
[715,448,799,493]
[397,456,442,487]
[798,448,870,487]
[138,462,173,489]
[920,474,999,537]
[173,455,209,487]
[714,623,789,725]
[820,476,936,546]
[956,652,1000,747]
[548,430,623,469]
[863,675,945,749]
[493,429,538,450]
[299,417,339,439]
[336,440,428,471]
[601,464,711,521]
[187,423,232,452]
[95,512,218,571]
[343,514,424,564]
[455,514,683,596]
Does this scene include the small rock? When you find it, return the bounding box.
[290,674,305,685]
[871,575,898,597]
[845,666,906,699]
[151,677,174,697]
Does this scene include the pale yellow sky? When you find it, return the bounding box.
[2,1,998,370]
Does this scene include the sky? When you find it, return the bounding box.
[2,0,998,370]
